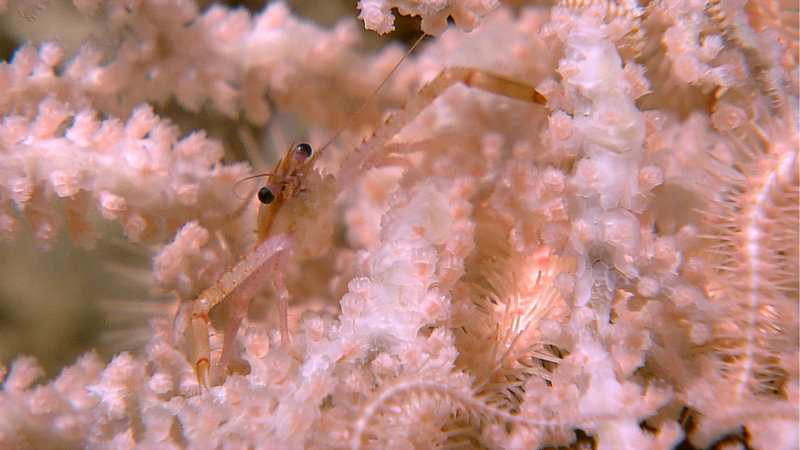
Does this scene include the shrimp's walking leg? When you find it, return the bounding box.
[216,252,277,377]
[216,243,293,374]
[217,293,248,375]
[336,67,547,186]
[270,248,292,345]
[187,234,292,391]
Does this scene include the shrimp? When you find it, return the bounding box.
[183,66,547,392]
[184,142,336,391]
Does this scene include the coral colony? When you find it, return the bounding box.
[0,0,797,448]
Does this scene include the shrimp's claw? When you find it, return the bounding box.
[195,359,210,394]
[182,235,294,392]
[189,313,211,393]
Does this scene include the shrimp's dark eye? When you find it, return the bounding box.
[296,143,312,158]
[258,187,275,204]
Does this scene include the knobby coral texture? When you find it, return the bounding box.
[0,0,797,448]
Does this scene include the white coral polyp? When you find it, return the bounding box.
[358,2,396,35]
[339,179,466,345]
[564,35,645,155]
[358,0,499,35]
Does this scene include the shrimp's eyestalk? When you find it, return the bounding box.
[293,142,312,162]
[258,187,275,204]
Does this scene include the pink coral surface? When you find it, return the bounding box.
[0,0,797,448]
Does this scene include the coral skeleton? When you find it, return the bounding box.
[0,0,797,448]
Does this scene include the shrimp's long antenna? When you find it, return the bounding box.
[233,173,280,199]
[310,33,428,165]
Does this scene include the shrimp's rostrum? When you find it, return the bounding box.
[183,66,547,392]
